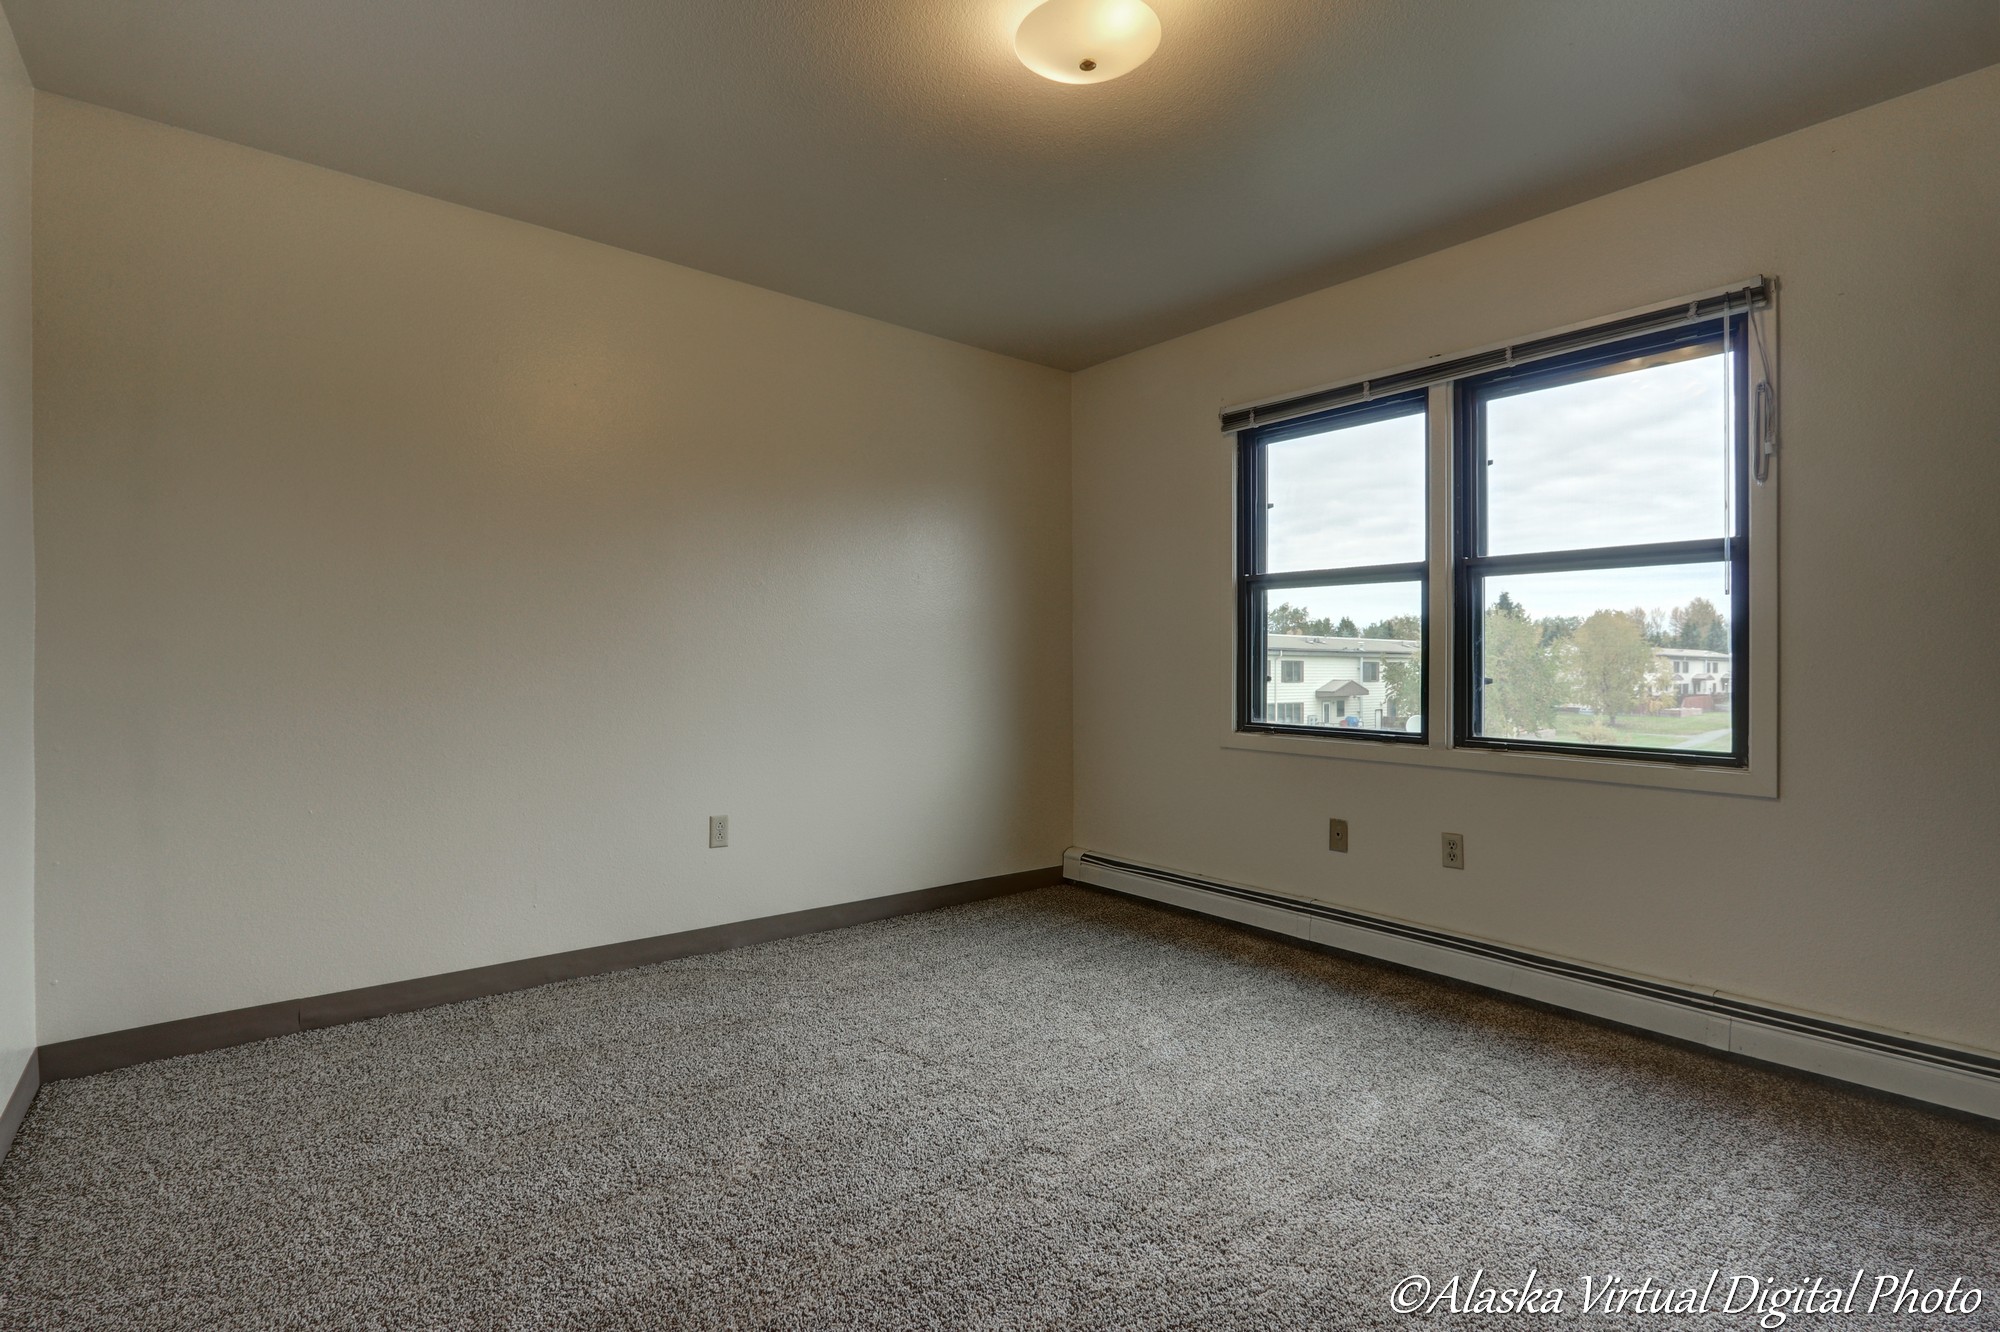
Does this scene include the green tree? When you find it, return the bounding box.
[1481,602,1562,737]
[1362,614,1422,641]
[1644,652,1679,710]
[1268,602,1337,635]
[1671,597,1729,653]
[1268,602,1308,633]
[1332,616,1359,638]
[1538,615,1580,648]
[1382,658,1421,723]
[1567,609,1655,725]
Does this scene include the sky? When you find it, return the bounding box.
[1263,349,1733,626]
[1264,581,1422,637]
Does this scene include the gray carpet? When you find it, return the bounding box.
[1,886,1996,1330]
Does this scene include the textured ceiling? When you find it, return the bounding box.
[8,0,2000,368]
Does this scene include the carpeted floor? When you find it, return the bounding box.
[1,886,1996,1330]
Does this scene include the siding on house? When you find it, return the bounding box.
[1263,634,1419,729]
[1655,647,1730,697]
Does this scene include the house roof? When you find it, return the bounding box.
[1315,680,1371,700]
[1268,634,1418,656]
[1653,648,1730,660]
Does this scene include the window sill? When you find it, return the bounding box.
[1221,726,1776,798]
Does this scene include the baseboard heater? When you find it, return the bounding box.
[1065,849,2000,1121]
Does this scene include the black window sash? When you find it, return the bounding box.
[1236,389,1429,743]
[1451,316,1750,767]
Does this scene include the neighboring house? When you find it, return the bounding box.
[1265,634,1420,729]
[1654,647,1731,703]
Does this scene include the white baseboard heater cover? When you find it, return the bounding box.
[1065,849,2000,1122]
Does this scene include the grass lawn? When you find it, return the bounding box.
[1548,710,1733,752]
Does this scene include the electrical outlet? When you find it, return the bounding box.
[1328,818,1349,853]
[1442,832,1465,870]
[708,814,729,849]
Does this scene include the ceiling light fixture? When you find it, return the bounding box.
[1014,0,1162,85]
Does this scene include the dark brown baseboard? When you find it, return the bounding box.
[2,1049,36,1166]
[38,866,1062,1082]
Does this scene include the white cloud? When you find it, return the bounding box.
[1265,410,1425,572]
[1486,351,1728,554]
[1262,350,1734,629]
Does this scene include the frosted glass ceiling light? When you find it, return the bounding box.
[1015,0,1162,85]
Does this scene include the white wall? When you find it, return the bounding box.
[0,7,33,1093]
[32,96,1072,1044]
[1073,67,2000,1053]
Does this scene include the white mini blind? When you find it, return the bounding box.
[1219,277,1773,434]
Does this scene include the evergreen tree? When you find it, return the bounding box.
[1267,602,1308,633]
[1267,602,1336,636]
[1671,597,1729,653]
[1361,614,1422,641]
[1538,615,1581,648]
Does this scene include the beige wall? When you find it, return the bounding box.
[24,65,2000,1058]
[32,96,1071,1044]
[0,8,32,1093]
[1073,67,2000,1053]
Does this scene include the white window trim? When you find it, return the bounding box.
[1224,289,1779,799]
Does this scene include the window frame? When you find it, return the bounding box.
[1223,281,1779,798]
[1234,388,1430,746]
[1451,316,1751,769]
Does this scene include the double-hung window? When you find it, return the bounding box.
[1229,281,1774,785]
[1237,390,1427,741]
[1457,317,1749,765]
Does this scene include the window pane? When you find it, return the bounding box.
[1265,406,1425,572]
[1260,583,1423,732]
[1475,563,1733,752]
[1484,347,1728,555]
